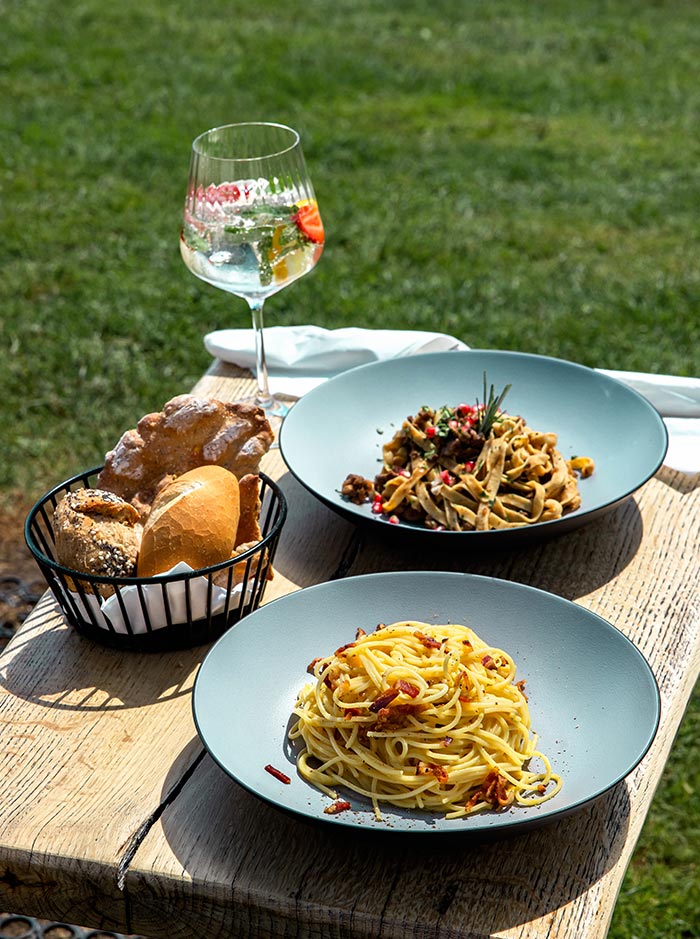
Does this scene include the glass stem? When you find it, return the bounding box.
[249,298,273,410]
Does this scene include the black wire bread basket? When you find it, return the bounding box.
[24,466,287,652]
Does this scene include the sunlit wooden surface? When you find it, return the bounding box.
[1,360,698,939]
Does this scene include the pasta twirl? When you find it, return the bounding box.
[289,621,561,819]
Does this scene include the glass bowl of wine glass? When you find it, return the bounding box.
[180,122,324,425]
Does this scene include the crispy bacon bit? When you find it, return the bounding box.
[375,622,387,631]
[415,630,442,650]
[374,702,420,730]
[395,703,423,714]
[355,627,367,640]
[322,663,342,690]
[416,761,449,784]
[307,656,324,674]
[395,679,420,698]
[515,679,528,700]
[264,764,291,785]
[369,688,400,712]
[481,654,498,670]
[342,707,363,719]
[465,769,514,810]
[335,641,356,656]
[324,799,352,815]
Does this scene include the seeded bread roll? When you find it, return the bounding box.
[53,489,142,594]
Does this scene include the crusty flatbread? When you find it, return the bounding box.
[97,395,273,521]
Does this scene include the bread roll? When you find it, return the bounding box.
[53,489,142,594]
[236,473,264,547]
[212,474,267,584]
[97,395,273,520]
[137,465,240,577]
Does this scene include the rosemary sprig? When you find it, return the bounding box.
[475,372,511,437]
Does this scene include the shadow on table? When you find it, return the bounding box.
[145,749,631,937]
[0,593,203,710]
[338,493,645,603]
[268,467,646,604]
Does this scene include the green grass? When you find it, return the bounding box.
[2,0,700,934]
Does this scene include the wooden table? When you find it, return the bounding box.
[2,362,699,939]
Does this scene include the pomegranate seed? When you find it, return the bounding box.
[371,497,384,514]
[440,470,455,486]
[388,515,400,525]
[426,426,436,438]
[465,461,475,473]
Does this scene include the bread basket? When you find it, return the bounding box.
[24,466,287,651]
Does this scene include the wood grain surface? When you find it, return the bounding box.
[1,361,698,939]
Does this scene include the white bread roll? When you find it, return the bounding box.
[137,465,240,577]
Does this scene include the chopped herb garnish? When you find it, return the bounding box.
[434,405,455,438]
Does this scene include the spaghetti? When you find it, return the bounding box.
[290,620,561,819]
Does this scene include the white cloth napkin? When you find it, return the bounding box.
[204,326,700,474]
[595,369,700,474]
[60,562,249,634]
[205,325,469,397]
[596,369,700,419]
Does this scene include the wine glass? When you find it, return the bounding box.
[180,122,324,421]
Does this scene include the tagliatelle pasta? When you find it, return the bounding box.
[289,620,561,820]
[342,389,595,532]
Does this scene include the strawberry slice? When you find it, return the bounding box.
[293,201,324,244]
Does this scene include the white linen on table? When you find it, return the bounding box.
[204,325,468,398]
[204,326,699,474]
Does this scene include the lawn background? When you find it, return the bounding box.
[2,0,699,936]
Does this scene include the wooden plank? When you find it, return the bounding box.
[0,366,354,929]
[125,755,630,939]
[0,591,203,929]
[2,360,698,939]
[121,402,700,939]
